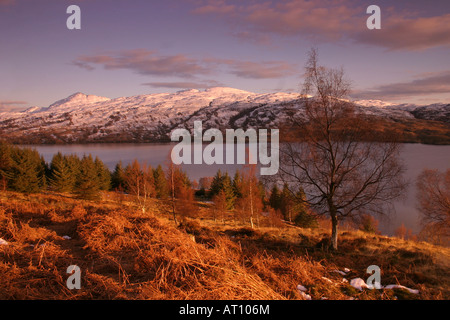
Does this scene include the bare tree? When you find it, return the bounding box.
[278,48,406,250]
[236,164,263,228]
[416,168,450,245]
[212,189,227,223]
[164,156,196,224]
[124,160,155,213]
[394,223,407,240]
[165,158,179,225]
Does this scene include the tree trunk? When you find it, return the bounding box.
[0,177,6,191]
[172,199,177,225]
[330,213,338,251]
[249,182,254,229]
[170,167,178,225]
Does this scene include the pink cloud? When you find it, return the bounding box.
[244,1,361,40]
[232,31,272,46]
[191,0,450,50]
[74,49,298,80]
[191,0,236,15]
[355,14,450,51]
[192,0,363,41]
[353,70,450,101]
[225,60,298,79]
[73,49,210,78]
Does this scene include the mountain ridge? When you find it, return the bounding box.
[47,92,111,111]
[0,87,448,144]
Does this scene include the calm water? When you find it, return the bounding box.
[24,143,450,236]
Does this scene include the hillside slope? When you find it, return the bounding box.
[0,191,448,300]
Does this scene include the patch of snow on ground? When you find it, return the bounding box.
[384,284,419,294]
[350,278,369,291]
[297,284,312,300]
[299,292,312,300]
[348,278,419,294]
[297,285,307,292]
[332,270,347,276]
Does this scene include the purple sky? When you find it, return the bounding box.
[1,0,449,111]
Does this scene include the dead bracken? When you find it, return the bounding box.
[0,191,448,300]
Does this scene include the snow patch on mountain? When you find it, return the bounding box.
[354,100,396,108]
[47,92,111,111]
[0,87,447,143]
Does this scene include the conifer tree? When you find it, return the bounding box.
[49,152,75,192]
[292,187,317,228]
[111,161,126,190]
[269,184,281,211]
[0,142,13,190]
[221,172,236,210]
[276,185,317,228]
[9,147,46,193]
[38,154,48,190]
[66,154,81,178]
[209,169,223,197]
[209,170,236,208]
[0,144,46,193]
[232,170,243,199]
[11,151,40,193]
[94,156,111,191]
[153,164,168,199]
[280,183,294,222]
[75,154,101,200]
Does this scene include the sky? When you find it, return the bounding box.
[1,0,449,111]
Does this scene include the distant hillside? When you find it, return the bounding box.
[0,88,449,144]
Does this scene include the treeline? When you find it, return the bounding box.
[0,143,189,201]
[0,142,317,228]
[202,166,317,228]
[0,142,111,200]
[0,143,47,193]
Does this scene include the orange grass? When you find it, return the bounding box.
[0,191,448,300]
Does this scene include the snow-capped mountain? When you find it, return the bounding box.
[46,92,111,111]
[0,87,448,144]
